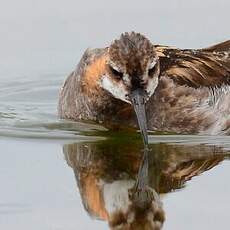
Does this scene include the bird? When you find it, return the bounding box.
[58,32,230,136]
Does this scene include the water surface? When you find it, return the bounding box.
[0,74,230,229]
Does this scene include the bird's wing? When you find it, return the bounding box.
[160,153,230,193]
[155,40,230,89]
[159,156,226,194]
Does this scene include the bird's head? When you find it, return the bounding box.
[102,32,160,104]
[101,32,160,144]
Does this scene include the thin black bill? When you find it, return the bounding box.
[130,89,148,146]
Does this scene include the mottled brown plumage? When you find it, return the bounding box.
[157,42,230,88]
[109,32,157,77]
[58,32,230,134]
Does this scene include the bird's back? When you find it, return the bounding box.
[147,40,230,134]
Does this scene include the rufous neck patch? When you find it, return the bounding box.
[84,54,108,89]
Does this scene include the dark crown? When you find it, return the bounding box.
[109,32,156,76]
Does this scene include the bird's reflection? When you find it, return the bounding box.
[63,138,229,229]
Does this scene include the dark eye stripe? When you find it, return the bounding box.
[148,64,157,76]
[109,65,123,79]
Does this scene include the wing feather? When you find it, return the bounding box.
[156,40,230,89]
[202,40,230,52]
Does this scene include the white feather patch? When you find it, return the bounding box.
[149,60,157,69]
[146,76,159,98]
[100,75,131,104]
[209,85,230,106]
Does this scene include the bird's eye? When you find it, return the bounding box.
[148,62,157,76]
[109,65,123,79]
